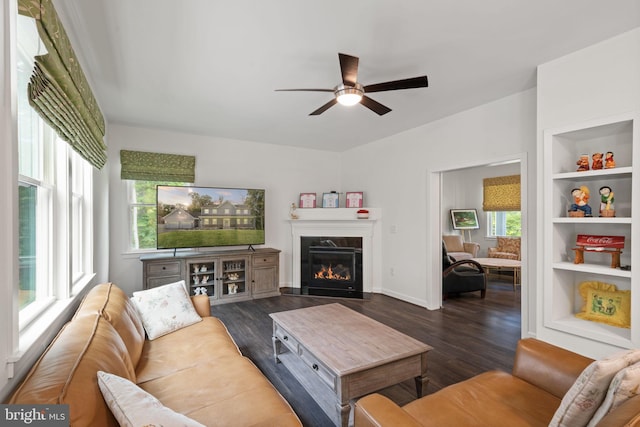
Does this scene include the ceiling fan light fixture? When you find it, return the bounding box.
[335,83,364,106]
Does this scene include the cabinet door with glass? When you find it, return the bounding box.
[187,258,218,301]
[220,256,250,300]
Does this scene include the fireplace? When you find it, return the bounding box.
[288,208,380,297]
[301,237,363,298]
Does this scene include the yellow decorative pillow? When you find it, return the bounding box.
[576,288,631,329]
[578,281,618,312]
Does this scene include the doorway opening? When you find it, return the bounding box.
[428,154,528,338]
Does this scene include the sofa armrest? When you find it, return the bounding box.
[354,394,422,427]
[463,242,480,257]
[191,295,211,317]
[595,394,640,426]
[512,338,592,399]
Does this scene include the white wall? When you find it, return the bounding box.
[536,28,640,357]
[340,88,537,317]
[107,124,342,296]
[442,162,521,257]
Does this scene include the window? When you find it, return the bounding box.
[487,211,521,237]
[17,15,94,328]
[71,149,93,286]
[127,180,185,251]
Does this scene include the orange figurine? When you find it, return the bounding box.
[605,151,616,168]
[576,154,590,172]
[591,152,603,170]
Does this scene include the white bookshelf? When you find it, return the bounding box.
[542,111,640,348]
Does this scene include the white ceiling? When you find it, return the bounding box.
[56,0,640,152]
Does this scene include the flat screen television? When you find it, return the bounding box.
[156,185,265,250]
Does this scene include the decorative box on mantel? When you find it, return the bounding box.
[288,208,382,294]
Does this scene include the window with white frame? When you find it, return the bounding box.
[486,211,521,237]
[127,181,185,251]
[17,14,94,328]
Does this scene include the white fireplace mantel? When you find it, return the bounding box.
[289,208,381,293]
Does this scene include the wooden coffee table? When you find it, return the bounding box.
[270,303,432,427]
[472,257,522,290]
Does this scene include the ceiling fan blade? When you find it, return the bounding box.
[309,98,338,116]
[275,88,333,92]
[363,76,428,93]
[360,96,392,116]
[338,53,359,87]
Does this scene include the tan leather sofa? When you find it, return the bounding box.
[442,234,480,260]
[354,338,640,427]
[7,283,301,427]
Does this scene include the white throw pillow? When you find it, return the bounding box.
[549,349,640,427]
[588,361,640,426]
[97,371,204,427]
[131,280,201,340]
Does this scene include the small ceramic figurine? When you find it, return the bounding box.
[192,275,200,285]
[599,186,615,216]
[591,152,603,170]
[576,154,590,172]
[289,203,299,219]
[194,286,207,296]
[605,151,616,168]
[569,186,592,217]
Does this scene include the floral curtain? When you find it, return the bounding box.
[120,150,196,182]
[483,175,521,211]
[18,0,106,169]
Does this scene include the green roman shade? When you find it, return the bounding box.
[483,175,521,211]
[18,0,106,169]
[120,150,196,182]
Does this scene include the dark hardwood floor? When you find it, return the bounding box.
[211,279,521,427]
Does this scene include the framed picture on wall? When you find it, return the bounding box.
[299,193,317,208]
[345,192,364,208]
[450,209,480,230]
[322,192,339,208]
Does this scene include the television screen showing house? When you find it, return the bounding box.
[156,185,265,249]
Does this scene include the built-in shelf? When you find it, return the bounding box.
[542,111,639,350]
[552,217,632,224]
[552,262,632,278]
[552,166,632,180]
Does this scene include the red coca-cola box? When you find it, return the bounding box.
[575,234,625,249]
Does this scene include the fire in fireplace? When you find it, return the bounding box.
[301,237,363,297]
[314,264,351,281]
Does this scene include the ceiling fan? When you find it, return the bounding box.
[276,53,429,116]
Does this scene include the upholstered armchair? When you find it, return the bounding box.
[442,242,486,299]
[442,235,480,261]
[488,236,521,260]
